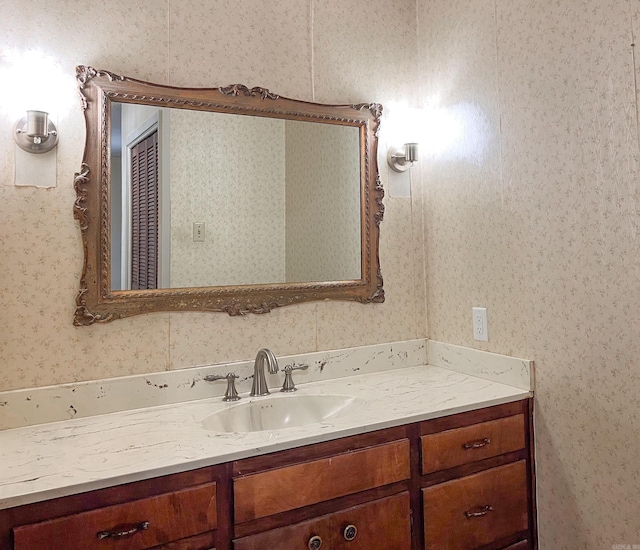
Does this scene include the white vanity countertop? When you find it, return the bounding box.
[0,365,531,510]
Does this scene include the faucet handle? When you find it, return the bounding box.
[281,364,309,392]
[204,373,241,402]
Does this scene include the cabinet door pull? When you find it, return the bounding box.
[308,534,323,549]
[96,521,150,540]
[463,437,491,449]
[464,505,493,519]
[343,524,358,541]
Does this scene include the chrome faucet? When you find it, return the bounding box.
[250,348,279,396]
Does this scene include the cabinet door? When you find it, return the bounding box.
[421,414,525,474]
[423,461,528,550]
[234,439,410,523]
[233,492,410,550]
[13,483,217,550]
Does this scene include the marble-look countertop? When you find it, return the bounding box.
[0,365,531,511]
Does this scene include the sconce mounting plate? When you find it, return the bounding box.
[387,146,410,172]
[387,143,418,173]
[13,116,59,154]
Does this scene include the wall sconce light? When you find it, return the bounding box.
[387,142,419,172]
[13,110,58,154]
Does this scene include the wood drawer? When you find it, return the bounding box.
[13,482,217,550]
[423,461,528,549]
[234,439,410,523]
[421,414,525,474]
[233,491,411,550]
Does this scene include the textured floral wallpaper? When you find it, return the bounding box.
[418,0,640,547]
[170,110,286,287]
[6,0,635,545]
[285,120,361,282]
[0,0,423,390]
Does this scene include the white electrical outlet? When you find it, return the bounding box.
[472,307,488,341]
[193,222,205,242]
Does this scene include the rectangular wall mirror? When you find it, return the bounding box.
[110,104,362,289]
[74,67,385,325]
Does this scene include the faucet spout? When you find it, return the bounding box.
[250,348,279,397]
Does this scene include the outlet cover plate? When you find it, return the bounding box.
[472,307,488,341]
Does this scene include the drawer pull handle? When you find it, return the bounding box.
[463,437,491,449]
[96,521,150,540]
[464,505,493,519]
[308,534,323,549]
[343,524,358,541]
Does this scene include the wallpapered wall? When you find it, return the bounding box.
[417,0,640,547]
[0,0,423,390]
[285,121,361,282]
[4,0,635,546]
[170,110,286,287]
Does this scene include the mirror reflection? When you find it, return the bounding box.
[109,103,362,290]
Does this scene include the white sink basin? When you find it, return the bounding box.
[202,394,362,433]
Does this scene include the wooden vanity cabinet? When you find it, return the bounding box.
[234,492,411,550]
[233,437,410,522]
[0,399,536,550]
[420,399,536,550]
[12,482,217,550]
[0,467,224,550]
[423,461,528,549]
[230,427,412,549]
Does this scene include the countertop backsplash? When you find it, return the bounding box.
[0,339,428,430]
[0,339,533,431]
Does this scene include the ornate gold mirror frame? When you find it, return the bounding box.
[73,66,384,325]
